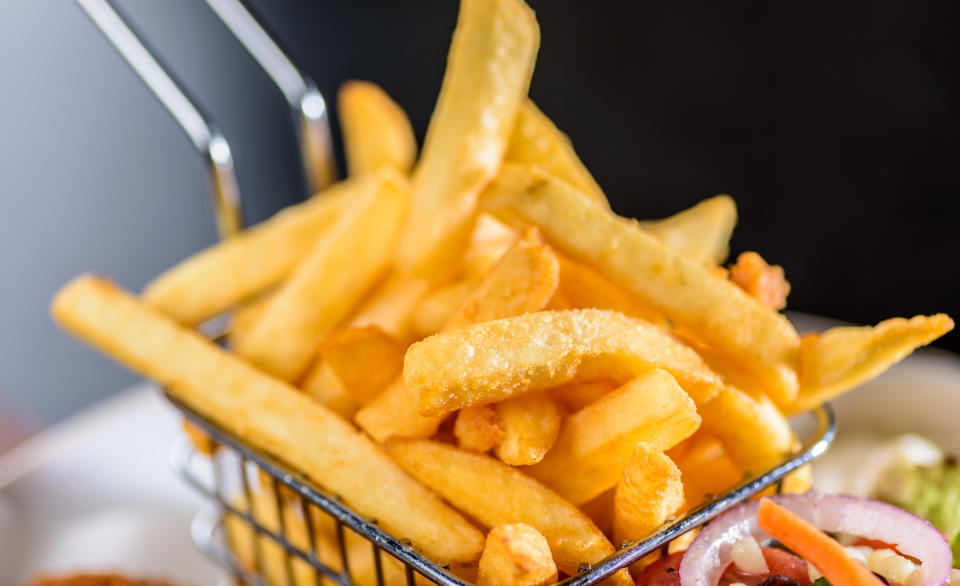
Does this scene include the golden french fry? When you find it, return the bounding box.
[386,439,632,585]
[525,369,700,505]
[395,0,539,279]
[579,489,615,537]
[613,444,684,546]
[455,404,504,453]
[494,391,562,466]
[505,100,608,206]
[667,432,743,509]
[316,325,405,404]
[51,276,484,563]
[549,380,616,412]
[464,213,519,280]
[699,385,795,474]
[640,195,737,265]
[410,280,474,339]
[728,251,790,311]
[228,289,275,349]
[555,253,665,325]
[480,163,801,404]
[790,314,954,414]
[142,180,353,325]
[477,523,558,586]
[446,227,559,330]
[301,361,359,419]
[234,170,408,382]
[358,228,560,442]
[405,309,725,417]
[181,420,216,455]
[338,80,417,175]
[347,271,431,343]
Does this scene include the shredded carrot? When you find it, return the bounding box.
[757,498,885,586]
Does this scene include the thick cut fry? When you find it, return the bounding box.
[550,380,616,412]
[481,163,801,404]
[228,289,275,349]
[347,272,431,343]
[338,80,417,175]
[465,213,520,279]
[505,100,608,206]
[580,489,615,537]
[143,181,353,325]
[301,361,358,418]
[728,251,790,311]
[640,195,737,265]
[668,432,743,508]
[405,309,725,416]
[358,229,560,442]
[315,325,405,404]
[446,227,559,330]
[494,391,562,466]
[613,444,684,545]
[51,276,484,563]
[525,369,700,505]
[411,280,474,339]
[386,440,632,585]
[455,404,504,453]
[555,254,665,325]
[477,523,558,586]
[234,171,408,382]
[395,0,539,279]
[699,385,795,474]
[790,314,954,413]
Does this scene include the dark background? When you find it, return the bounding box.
[1,0,957,423]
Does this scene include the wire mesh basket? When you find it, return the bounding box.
[170,390,835,586]
[75,1,838,584]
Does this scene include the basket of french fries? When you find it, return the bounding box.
[50,0,955,584]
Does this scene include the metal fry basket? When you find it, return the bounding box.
[76,1,837,584]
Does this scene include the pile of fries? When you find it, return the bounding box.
[51,0,953,583]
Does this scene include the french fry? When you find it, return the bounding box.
[480,163,802,405]
[464,213,519,280]
[301,361,359,419]
[455,404,504,453]
[640,195,737,265]
[346,271,431,343]
[386,439,632,585]
[699,385,795,474]
[142,180,353,325]
[549,380,616,412]
[505,100,608,207]
[228,289,275,349]
[579,489,615,537]
[234,170,408,382]
[525,369,700,505]
[51,276,484,563]
[667,432,743,508]
[728,251,790,311]
[410,280,474,339]
[477,523,558,586]
[494,391,562,466]
[315,325,405,404]
[405,309,725,417]
[338,80,417,175]
[358,229,560,442]
[612,444,684,546]
[555,253,665,325]
[790,314,954,414]
[395,0,539,279]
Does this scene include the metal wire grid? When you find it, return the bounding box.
[168,391,836,586]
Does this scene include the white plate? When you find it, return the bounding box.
[0,384,226,585]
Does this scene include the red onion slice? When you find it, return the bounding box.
[678,493,952,586]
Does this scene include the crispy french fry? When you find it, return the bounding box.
[525,369,700,505]
[579,489,615,537]
[505,100,608,206]
[464,213,519,280]
[494,391,562,466]
[315,325,405,404]
[480,163,801,404]
[667,432,743,508]
[549,380,616,412]
[301,361,359,419]
[395,0,539,279]
[446,227,559,330]
[346,271,431,344]
[613,444,684,546]
[338,80,417,175]
[477,523,558,586]
[405,309,725,416]
[455,404,504,453]
[728,251,790,311]
[699,385,795,474]
[410,280,474,339]
[790,314,954,414]
[386,439,632,585]
[51,276,484,563]
[234,171,408,382]
[142,181,353,325]
[358,229,560,442]
[228,289,275,349]
[555,254,665,325]
[640,195,737,265]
